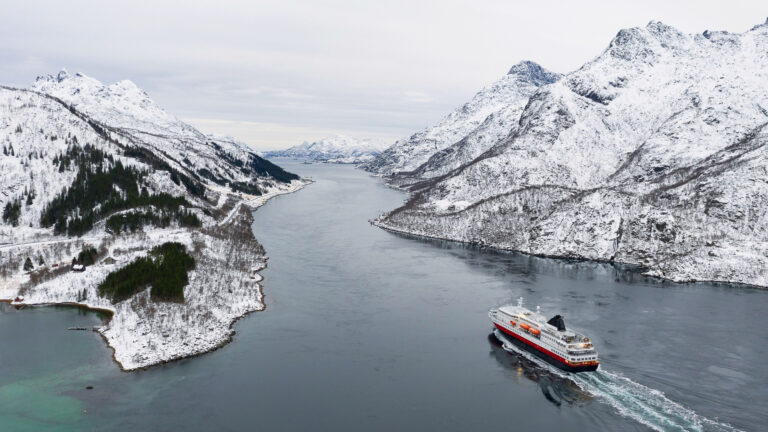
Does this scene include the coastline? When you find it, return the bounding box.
[0,179,309,371]
[372,217,768,291]
[3,270,264,373]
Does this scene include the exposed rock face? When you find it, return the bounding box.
[375,20,768,287]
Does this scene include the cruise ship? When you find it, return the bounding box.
[489,298,599,373]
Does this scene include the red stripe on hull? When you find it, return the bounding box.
[494,323,572,366]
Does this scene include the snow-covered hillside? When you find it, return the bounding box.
[376,20,768,287]
[0,70,307,370]
[31,70,298,193]
[262,134,389,164]
[362,61,561,178]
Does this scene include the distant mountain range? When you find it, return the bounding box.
[262,134,389,164]
[371,19,768,287]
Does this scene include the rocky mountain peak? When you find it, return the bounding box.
[607,26,658,62]
[32,69,104,95]
[29,69,180,135]
[606,21,695,62]
[34,68,72,84]
[56,68,69,81]
[507,61,560,86]
[750,17,768,31]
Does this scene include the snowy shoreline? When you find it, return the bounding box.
[372,217,768,291]
[364,21,768,291]
[1,180,308,371]
[4,264,267,373]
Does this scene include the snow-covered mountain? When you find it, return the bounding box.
[376,20,768,287]
[362,61,561,179]
[0,70,300,234]
[262,134,389,164]
[0,70,306,370]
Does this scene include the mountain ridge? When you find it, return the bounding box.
[373,19,768,287]
[361,60,562,177]
[0,70,306,370]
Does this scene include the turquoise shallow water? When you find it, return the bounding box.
[1,162,766,431]
[0,305,111,431]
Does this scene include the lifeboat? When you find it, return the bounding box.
[509,320,517,326]
[519,322,530,331]
[528,327,541,336]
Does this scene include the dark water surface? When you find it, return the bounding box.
[1,162,766,431]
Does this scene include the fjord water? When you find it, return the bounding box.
[2,162,767,431]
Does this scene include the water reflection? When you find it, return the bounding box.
[487,333,592,407]
[389,231,656,286]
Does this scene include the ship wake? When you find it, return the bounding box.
[493,330,740,432]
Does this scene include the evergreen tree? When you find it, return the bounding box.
[23,257,34,271]
[98,242,194,303]
[76,245,98,266]
[2,198,21,226]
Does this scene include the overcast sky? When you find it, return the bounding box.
[1,1,765,150]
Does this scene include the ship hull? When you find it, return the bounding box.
[494,323,599,373]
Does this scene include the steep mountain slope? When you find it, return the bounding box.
[32,70,298,192]
[0,71,305,369]
[376,20,768,287]
[261,134,388,164]
[0,71,299,236]
[390,102,529,189]
[362,61,561,177]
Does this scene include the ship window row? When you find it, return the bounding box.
[568,350,596,356]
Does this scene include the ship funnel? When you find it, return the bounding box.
[547,315,566,331]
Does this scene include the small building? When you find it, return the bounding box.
[72,264,86,272]
[102,257,117,265]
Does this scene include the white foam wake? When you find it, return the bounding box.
[493,330,740,432]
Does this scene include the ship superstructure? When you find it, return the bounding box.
[489,298,599,372]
